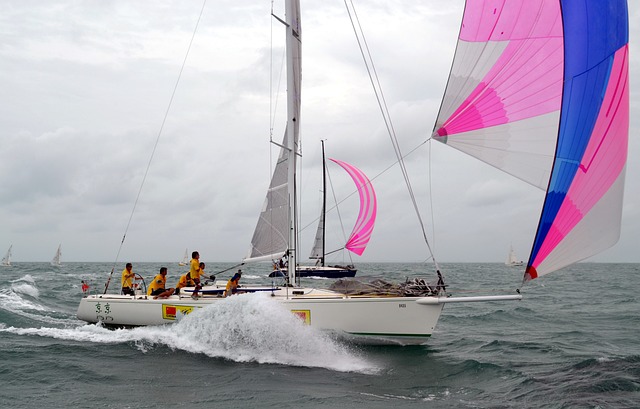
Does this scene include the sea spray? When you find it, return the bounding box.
[161,293,379,372]
[0,293,380,373]
[0,288,45,312]
[0,274,78,326]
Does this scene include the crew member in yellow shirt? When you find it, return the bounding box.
[224,270,242,297]
[189,251,202,299]
[121,263,138,295]
[148,267,174,299]
[175,272,194,295]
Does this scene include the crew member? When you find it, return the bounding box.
[121,263,138,295]
[148,266,175,299]
[224,270,242,297]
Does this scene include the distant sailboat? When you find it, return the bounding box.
[178,249,188,266]
[51,244,62,267]
[1,245,12,267]
[269,141,377,279]
[505,245,524,267]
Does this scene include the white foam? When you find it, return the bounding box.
[0,287,77,326]
[0,294,380,374]
[10,274,36,285]
[0,288,46,311]
[305,276,329,281]
[11,282,40,299]
[239,274,261,280]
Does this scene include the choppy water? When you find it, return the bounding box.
[0,262,638,408]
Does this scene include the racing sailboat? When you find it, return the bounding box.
[78,0,447,345]
[269,141,377,279]
[77,0,628,344]
[51,244,62,267]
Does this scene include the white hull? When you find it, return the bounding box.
[77,286,444,345]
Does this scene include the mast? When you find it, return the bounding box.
[320,140,326,267]
[285,0,301,285]
[309,141,327,266]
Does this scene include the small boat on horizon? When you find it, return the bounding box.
[1,245,12,267]
[505,245,524,267]
[178,249,188,266]
[51,244,62,267]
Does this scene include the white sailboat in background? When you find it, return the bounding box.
[51,244,62,267]
[178,249,188,266]
[505,245,524,267]
[1,245,12,267]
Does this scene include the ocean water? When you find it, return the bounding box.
[0,262,638,408]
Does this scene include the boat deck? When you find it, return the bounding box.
[85,285,428,302]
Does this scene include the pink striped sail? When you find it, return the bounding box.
[329,159,377,256]
[433,0,564,189]
[433,0,629,281]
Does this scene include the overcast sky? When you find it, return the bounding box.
[1,0,638,264]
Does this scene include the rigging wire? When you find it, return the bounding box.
[343,0,439,271]
[104,0,208,294]
[256,4,288,264]
[270,2,287,139]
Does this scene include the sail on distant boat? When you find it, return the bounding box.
[304,156,377,277]
[1,245,12,267]
[51,244,62,267]
[311,157,377,258]
[178,249,188,266]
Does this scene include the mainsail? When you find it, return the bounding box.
[433,0,629,281]
[245,0,301,269]
[1,245,12,266]
[245,134,291,263]
[51,244,62,266]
